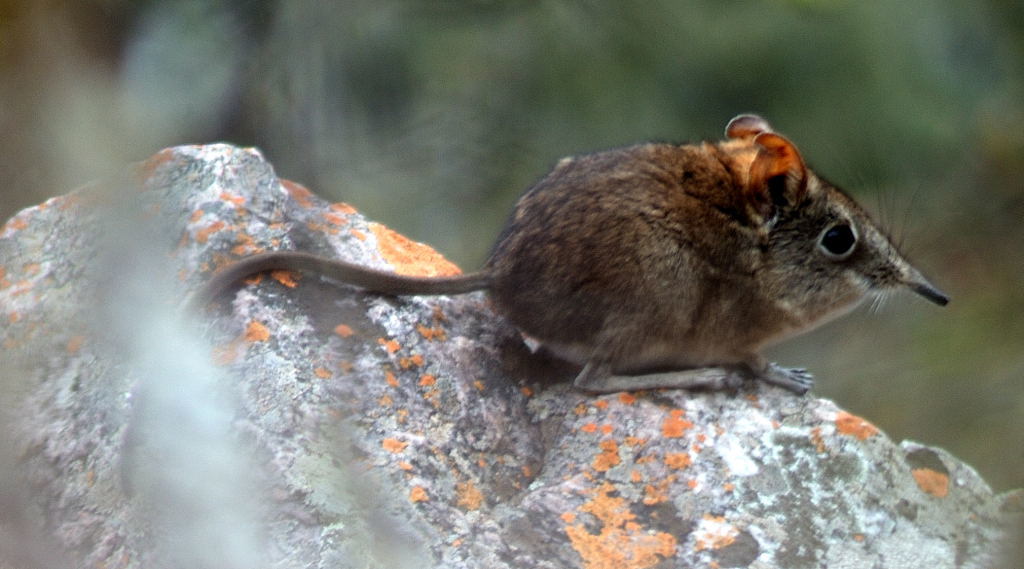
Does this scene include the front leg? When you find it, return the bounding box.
[743,354,814,394]
[572,361,745,393]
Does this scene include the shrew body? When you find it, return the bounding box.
[191,115,948,393]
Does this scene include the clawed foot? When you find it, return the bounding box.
[757,363,814,394]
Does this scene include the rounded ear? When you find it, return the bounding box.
[725,114,773,140]
[743,132,808,222]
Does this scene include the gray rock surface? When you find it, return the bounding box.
[0,144,1017,568]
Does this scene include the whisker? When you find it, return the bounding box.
[868,290,891,314]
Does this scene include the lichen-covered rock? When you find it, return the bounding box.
[0,144,1016,568]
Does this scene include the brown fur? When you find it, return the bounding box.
[193,115,948,391]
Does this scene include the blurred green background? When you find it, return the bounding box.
[1,1,1021,490]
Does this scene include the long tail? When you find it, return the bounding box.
[186,251,491,312]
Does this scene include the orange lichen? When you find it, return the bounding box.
[313,367,331,379]
[581,423,598,434]
[561,512,577,523]
[330,202,358,215]
[231,232,258,255]
[323,212,347,226]
[382,438,408,453]
[600,424,614,435]
[350,228,367,241]
[416,324,447,341]
[643,478,673,505]
[473,380,485,391]
[630,470,643,483]
[11,280,32,296]
[419,374,436,387]
[593,440,621,472]
[378,338,401,353]
[624,436,647,447]
[368,222,462,277]
[195,220,226,244]
[245,321,270,342]
[270,269,300,288]
[281,180,314,208]
[835,411,879,441]
[661,409,693,438]
[456,480,484,511]
[409,486,429,503]
[423,388,441,406]
[398,461,413,471]
[334,324,354,337]
[5,217,28,232]
[384,369,399,387]
[635,454,656,465]
[8,312,20,324]
[66,335,85,354]
[664,453,692,470]
[564,482,677,569]
[618,392,636,405]
[219,191,245,206]
[810,427,827,453]
[593,400,609,410]
[136,148,175,181]
[521,386,534,397]
[693,515,738,552]
[378,394,393,407]
[399,354,424,369]
[912,468,950,497]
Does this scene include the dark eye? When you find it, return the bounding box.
[819,223,857,258]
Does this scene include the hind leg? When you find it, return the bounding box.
[572,361,745,393]
[571,359,814,395]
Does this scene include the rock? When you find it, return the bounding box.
[0,144,1016,569]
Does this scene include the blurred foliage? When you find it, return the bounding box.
[1,0,1021,490]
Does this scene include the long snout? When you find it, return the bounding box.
[903,267,950,306]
